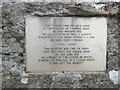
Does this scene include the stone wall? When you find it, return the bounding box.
[1,1,120,89]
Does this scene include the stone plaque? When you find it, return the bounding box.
[26,17,107,72]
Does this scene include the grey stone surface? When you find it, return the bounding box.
[25,2,119,16]
[0,12,1,66]
[0,73,2,89]
[1,1,119,89]
[1,0,120,3]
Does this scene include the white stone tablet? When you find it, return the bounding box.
[26,17,107,72]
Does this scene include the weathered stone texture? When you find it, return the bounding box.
[25,2,119,16]
[1,1,119,88]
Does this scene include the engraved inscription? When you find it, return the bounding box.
[26,17,107,72]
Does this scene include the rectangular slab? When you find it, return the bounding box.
[26,17,107,72]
